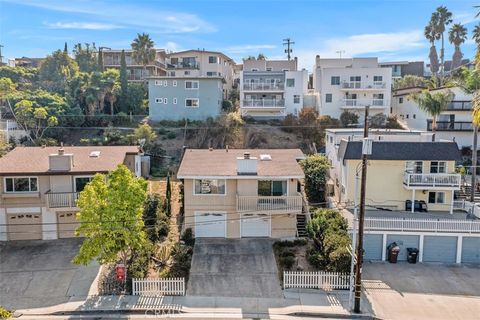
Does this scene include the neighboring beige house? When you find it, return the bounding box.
[333,140,461,213]
[0,146,144,241]
[177,149,305,238]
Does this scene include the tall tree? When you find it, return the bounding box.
[449,23,468,71]
[165,173,172,216]
[73,43,98,73]
[39,50,79,93]
[73,164,148,266]
[410,90,453,131]
[98,49,104,72]
[431,6,453,82]
[64,42,68,55]
[14,99,59,143]
[102,69,121,115]
[119,50,129,112]
[473,23,480,70]
[425,21,440,75]
[131,33,156,80]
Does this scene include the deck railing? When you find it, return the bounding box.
[283,271,350,290]
[132,278,185,296]
[236,195,302,212]
[46,192,79,208]
[243,83,285,91]
[242,99,285,108]
[403,173,461,188]
[364,217,480,233]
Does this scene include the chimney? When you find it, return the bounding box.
[237,152,257,175]
[49,148,74,171]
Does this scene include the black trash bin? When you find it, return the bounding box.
[407,248,419,264]
[387,242,400,263]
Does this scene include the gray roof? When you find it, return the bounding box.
[338,141,461,162]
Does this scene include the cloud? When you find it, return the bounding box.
[453,11,479,25]
[44,21,122,30]
[5,0,216,34]
[224,44,277,54]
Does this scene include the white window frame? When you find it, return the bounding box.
[154,80,162,86]
[163,98,168,104]
[173,98,177,104]
[208,56,218,64]
[286,78,295,87]
[430,161,446,174]
[173,80,177,87]
[4,176,39,193]
[185,80,199,90]
[164,80,168,87]
[251,68,259,72]
[266,67,272,71]
[193,179,227,196]
[428,191,445,204]
[155,98,163,104]
[257,179,289,196]
[405,161,423,174]
[185,98,199,108]
[74,175,94,192]
[293,95,300,104]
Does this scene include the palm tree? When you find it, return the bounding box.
[431,6,453,82]
[425,21,440,75]
[410,90,453,131]
[473,24,480,70]
[131,33,156,80]
[102,69,120,115]
[449,23,468,71]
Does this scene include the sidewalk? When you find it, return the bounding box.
[15,289,374,319]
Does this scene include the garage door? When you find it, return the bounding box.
[386,235,420,261]
[423,236,457,263]
[241,213,270,237]
[363,234,383,261]
[461,237,480,264]
[194,212,226,238]
[57,212,79,238]
[7,213,42,241]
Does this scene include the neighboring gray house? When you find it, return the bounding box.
[148,77,223,121]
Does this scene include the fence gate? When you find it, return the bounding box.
[283,271,350,290]
[132,278,185,296]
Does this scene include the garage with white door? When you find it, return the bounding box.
[241,213,270,237]
[363,234,383,261]
[461,237,480,264]
[423,236,457,263]
[7,213,42,241]
[386,235,420,261]
[57,212,79,238]
[194,212,226,238]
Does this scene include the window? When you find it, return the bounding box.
[164,80,167,86]
[413,114,416,119]
[184,71,190,75]
[207,71,218,76]
[173,80,177,87]
[185,81,199,89]
[4,177,38,193]
[406,161,423,173]
[399,97,404,104]
[194,179,226,195]
[406,114,409,119]
[173,98,177,104]
[350,76,361,82]
[293,95,300,104]
[74,176,92,192]
[155,80,162,86]
[208,56,218,64]
[169,71,176,76]
[325,93,332,103]
[428,192,445,204]
[331,76,340,85]
[185,98,199,108]
[258,180,287,196]
[430,161,446,173]
[251,68,258,72]
[373,76,383,82]
[286,78,295,87]
[282,68,289,71]
[163,98,168,104]
[266,67,272,71]
[155,98,163,104]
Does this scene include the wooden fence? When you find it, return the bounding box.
[283,271,350,290]
[132,278,185,296]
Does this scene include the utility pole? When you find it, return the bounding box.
[471,125,478,204]
[354,106,371,314]
[283,38,295,60]
[336,50,345,59]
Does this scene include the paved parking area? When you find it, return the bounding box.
[187,238,283,298]
[0,238,100,310]
[363,262,480,320]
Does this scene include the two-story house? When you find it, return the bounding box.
[239,57,309,118]
[0,146,144,241]
[102,49,167,81]
[176,149,305,238]
[313,56,392,121]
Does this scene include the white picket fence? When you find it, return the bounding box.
[283,271,350,290]
[132,278,185,296]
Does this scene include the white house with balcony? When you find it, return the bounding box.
[239,57,309,118]
[313,56,392,120]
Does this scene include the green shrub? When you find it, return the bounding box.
[279,255,295,270]
[181,228,195,247]
[340,110,359,127]
[168,244,193,279]
[222,100,233,112]
[166,131,176,139]
[158,128,169,135]
[307,249,323,269]
[299,155,330,204]
[157,211,170,239]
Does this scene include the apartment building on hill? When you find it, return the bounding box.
[102,49,167,81]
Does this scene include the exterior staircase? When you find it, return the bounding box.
[296,214,308,237]
[456,185,480,203]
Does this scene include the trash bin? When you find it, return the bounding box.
[387,242,400,263]
[407,248,419,264]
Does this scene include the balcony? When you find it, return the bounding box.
[427,120,473,131]
[236,195,303,212]
[243,82,285,91]
[167,62,200,69]
[46,192,79,208]
[340,99,389,109]
[340,81,386,90]
[446,101,472,111]
[242,99,285,108]
[403,173,461,189]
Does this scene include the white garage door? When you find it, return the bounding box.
[7,213,42,241]
[57,212,79,238]
[241,213,270,237]
[194,212,226,238]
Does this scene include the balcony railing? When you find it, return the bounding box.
[364,217,480,234]
[46,192,79,208]
[341,99,389,108]
[427,120,473,131]
[167,62,200,69]
[243,83,285,91]
[242,99,285,108]
[236,195,302,212]
[403,173,461,188]
[446,101,472,111]
[341,81,386,90]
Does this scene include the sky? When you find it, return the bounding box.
[1,0,479,71]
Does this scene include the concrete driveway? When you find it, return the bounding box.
[0,238,100,310]
[187,238,283,298]
[363,262,480,320]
